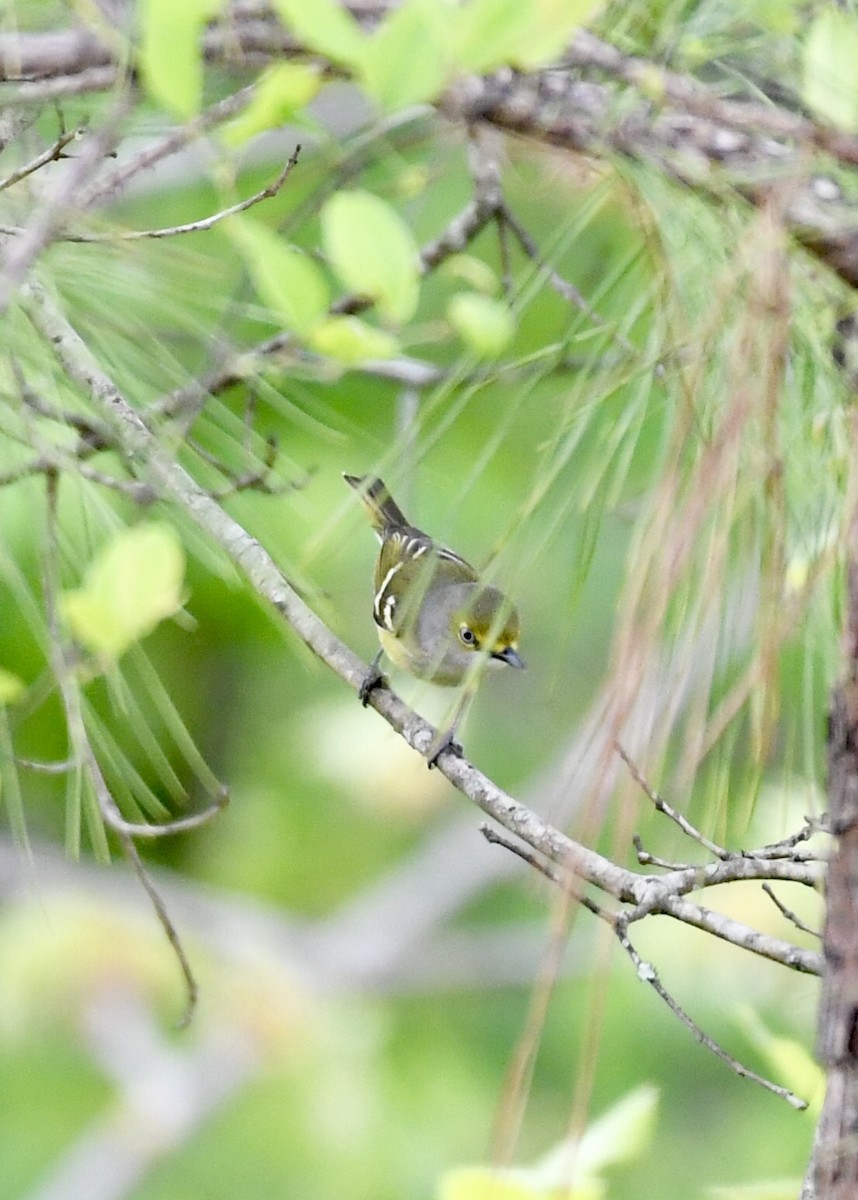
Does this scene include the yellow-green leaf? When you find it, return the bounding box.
[273,0,365,65]
[439,1087,656,1200]
[447,292,515,357]
[321,190,420,324]
[439,1167,601,1200]
[0,669,25,706]
[453,0,599,74]
[309,316,399,364]
[138,0,224,117]
[802,8,858,131]
[737,1007,823,1115]
[228,218,329,335]
[547,1085,659,1179]
[61,524,185,660]
[441,253,501,295]
[707,1183,804,1200]
[222,63,322,147]
[360,0,450,110]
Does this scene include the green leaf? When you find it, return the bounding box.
[441,253,501,295]
[452,0,598,74]
[321,190,420,324]
[273,0,365,65]
[439,1167,602,1200]
[447,293,515,357]
[228,217,329,335]
[222,63,322,146]
[802,8,858,131]
[737,1007,823,1114]
[360,0,451,110]
[309,316,399,364]
[439,1088,657,1200]
[545,1085,659,1180]
[61,524,186,660]
[138,0,224,117]
[0,669,25,706]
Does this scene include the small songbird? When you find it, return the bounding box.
[344,473,524,765]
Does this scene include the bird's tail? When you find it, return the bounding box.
[343,474,410,533]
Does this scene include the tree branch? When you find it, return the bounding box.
[4,14,858,286]
[20,277,823,992]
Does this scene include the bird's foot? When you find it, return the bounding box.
[426,729,463,770]
[358,664,386,706]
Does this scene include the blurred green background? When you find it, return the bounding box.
[0,9,839,1196]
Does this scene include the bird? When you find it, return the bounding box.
[344,473,524,765]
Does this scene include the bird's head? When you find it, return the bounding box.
[453,587,524,670]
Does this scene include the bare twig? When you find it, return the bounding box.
[0,94,129,314]
[753,820,829,861]
[617,742,731,859]
[613,914,808,1110]
[189,432,304,500]
[762,882,821,938]
[0,148,302,243]
[631,834,696,871]
[0,124,82,192]
[499,208,601,319]
[80,85,257,208]
[17,386,110,442]
[480,823,608,920]
[74,465,156,502]
[0,66,119,103]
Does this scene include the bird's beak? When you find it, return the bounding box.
[494,645,525,669]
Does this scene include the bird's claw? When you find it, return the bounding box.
[358,666,385,706]
[426,732,463,770]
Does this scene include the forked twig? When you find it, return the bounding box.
[0,148,302,243]
[0,125,82,193]
[617,742,732,859]
[481,822,807,1109]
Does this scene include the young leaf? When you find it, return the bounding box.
[61,524,186,660]
[228,217,329,335]
[548,1084,659,1178]
[138,0,224,118]
[360,0,450,110]
[0,669,25,706]
[439,1086,657,1200]
[441,253,501,294]
[802,7,858,131]
[309,316,399,364]
[452,0,599,75]
[447,292,515,357]
[273,0,365,65]
[222,63,322,146]
[321,190,420,324]
[439,1167,600,1200]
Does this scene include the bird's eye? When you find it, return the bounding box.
[458,625,478,647]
